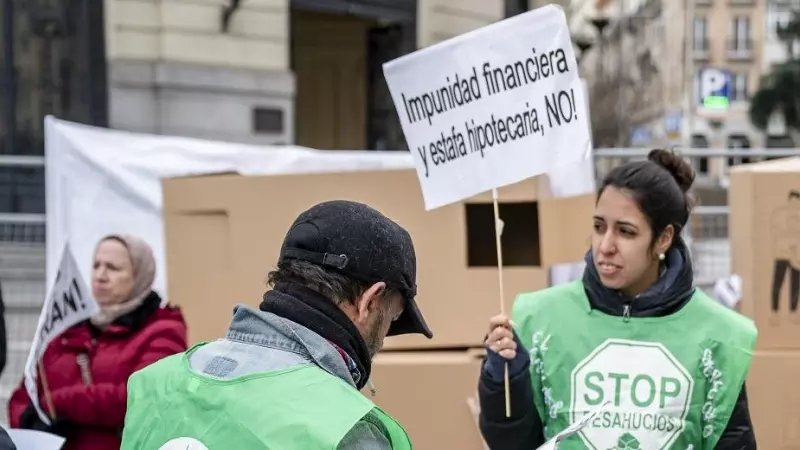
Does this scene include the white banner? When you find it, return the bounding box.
[44,116,415,296]
[24,243,98,424]
[383,4,591,210]
[7,429,66,450]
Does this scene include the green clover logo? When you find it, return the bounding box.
[607,432,641,450]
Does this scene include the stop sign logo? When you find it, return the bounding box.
[570,339,694,450]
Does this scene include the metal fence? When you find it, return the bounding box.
[0,148,797,425]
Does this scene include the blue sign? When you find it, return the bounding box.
[698,68,732,110]
[664,111,681,135]
[630,127,650,146]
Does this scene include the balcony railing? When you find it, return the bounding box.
[693,38,710,60]
[727,38,753,60]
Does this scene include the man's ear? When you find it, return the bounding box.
[355,282,386,324]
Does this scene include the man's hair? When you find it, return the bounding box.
[267,260,399,306]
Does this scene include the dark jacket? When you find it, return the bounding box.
[8,291,188,450]
[0,279,7,376]
[0,424,16,450]
[478,242,757,450]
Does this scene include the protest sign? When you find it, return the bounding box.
[384,3,590,417]
[383,4,591,210]
[7,429,66,450]
[24,242,99,424]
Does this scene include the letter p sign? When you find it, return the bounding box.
[698,68,731,111]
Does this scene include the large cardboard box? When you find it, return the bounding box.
[364,350,487,450]
[730,159,800,350]
[163,169,593,349]
[746,351,800,448]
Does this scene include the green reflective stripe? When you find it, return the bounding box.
[513,281,756,450]
[121,343,412,449]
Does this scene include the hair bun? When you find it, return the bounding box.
[648,148,695,193]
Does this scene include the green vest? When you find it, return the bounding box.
[120,343,412,450]
[512,281,757,450]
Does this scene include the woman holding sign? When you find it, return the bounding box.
[7,234,188,450]
[478,149,757,450]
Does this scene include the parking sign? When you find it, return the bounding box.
[698,68,731,110]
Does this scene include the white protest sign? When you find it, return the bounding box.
[24,242,99,424]
[7,429,66,450]
[383,4,591,210]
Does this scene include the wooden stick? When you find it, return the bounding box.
[491,188,512,418]
[37,360,56,420]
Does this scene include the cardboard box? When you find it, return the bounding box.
[730,159,800,350]
[364,350,488,450]
[163,169,594,348]
[746,351,800,448]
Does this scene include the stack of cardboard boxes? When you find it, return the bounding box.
[730,158,800,448]
[162,168,594,449]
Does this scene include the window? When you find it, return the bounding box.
[0,165,45,214]
[691,135,710,175]
[465,202,541,267]
[768,2,796,37]
[767,134,796,152]
[505,0,528,18]
[0,0,105,231]
[252,107,284,134]
[1,1,108,157]
[693,17,708,51]
[727,135,751,166]
[729,16,751,51]
[731,72,749,101]
[366,23,415,151]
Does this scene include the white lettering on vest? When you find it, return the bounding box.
[530,331,562,421]
[570,339,694,450]
[700,347,724,439]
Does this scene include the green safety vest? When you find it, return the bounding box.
[512,281,757,450]
[120,343,412,450]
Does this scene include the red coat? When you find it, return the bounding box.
[8,297,187,450]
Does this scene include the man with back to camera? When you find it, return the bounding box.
[120,200,433,450]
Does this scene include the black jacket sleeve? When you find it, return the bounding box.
[19,404,71,438]
[0,424,16,450]
[715,384,756,450]
[478,360,545,450]
[0,280,6,376]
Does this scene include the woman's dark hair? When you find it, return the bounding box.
[598,148,696,246]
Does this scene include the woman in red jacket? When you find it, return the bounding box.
[7,234,188,450]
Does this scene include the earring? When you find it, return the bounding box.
[658,253,665,261]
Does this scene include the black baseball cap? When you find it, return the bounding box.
[278,200,433,339]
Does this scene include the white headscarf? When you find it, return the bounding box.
[90,234,156,328]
